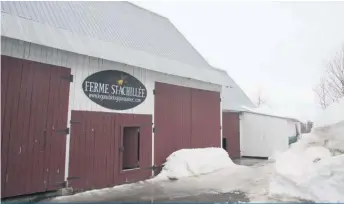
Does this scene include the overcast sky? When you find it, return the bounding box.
[133,1,344,121]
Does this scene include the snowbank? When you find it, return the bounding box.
[152,148,236,181]
[269,97,344,202]
[270,154,344,202]
[312,97,344,153]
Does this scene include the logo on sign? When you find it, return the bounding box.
[82,70,147,110]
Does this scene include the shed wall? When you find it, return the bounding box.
[240,112,300,158]
[1,37,222,180]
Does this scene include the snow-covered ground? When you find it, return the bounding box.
[50,98,343,203]
[51,148,275,203]
[269,97,344,202]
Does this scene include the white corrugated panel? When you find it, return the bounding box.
[240,112,300,158]
[1,1,232,86]
[1,1,208,68]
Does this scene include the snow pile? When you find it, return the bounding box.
[269,97,344,202]
[312,97,344,154]
[152,148,236,181]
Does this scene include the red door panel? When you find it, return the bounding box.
[69,111,152,191]
[222,112,241,159]
[154,82,221,169]
[1,56,70,198]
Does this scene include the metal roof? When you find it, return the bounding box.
[1,1,208,68]
[1,1,255,108]
[221,75,256,111]
[240,106,301,122]
[1,1,234,86]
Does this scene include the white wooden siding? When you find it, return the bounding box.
[1,37,222,180]
[240,112,300,158]
[2,37,221,115]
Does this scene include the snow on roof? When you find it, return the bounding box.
[240,105,302,122]
[221,73,256,111]
[0,1,229,86]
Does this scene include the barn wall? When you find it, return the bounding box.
[1,37,222,180]
[222,112,241,159]
[240,112,300,158]
[154,82,222,168]
[1,56,71,197]
[1,37,220,115]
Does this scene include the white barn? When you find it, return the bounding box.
[1,1,251,198]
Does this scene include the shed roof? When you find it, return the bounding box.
[240,106,301,122]
[1,1,228,85]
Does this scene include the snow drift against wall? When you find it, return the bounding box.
[269,97,344,202]
[152,148,236,181]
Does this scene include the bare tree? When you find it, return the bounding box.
[315,45,344,109]
[255,88,268,107]
[314,78,332,109]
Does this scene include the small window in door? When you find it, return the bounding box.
[122,127,140,170]
[222,138,228,150]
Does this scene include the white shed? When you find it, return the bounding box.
[1,1,243,198]
[239,107,302,158]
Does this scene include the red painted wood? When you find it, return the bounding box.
[32,61,52,194]
[68,111,82,189]
[1,56,71,198]
[191,89,221,148]
[2,57,23,197]
[45,65,60,191]
[116,114,152,184]
[69,111,152,191]
[222,112,241,159]
[1,56,11,196]
[15,60,35,195]
[154,82,221,169]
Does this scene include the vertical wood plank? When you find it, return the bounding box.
[1,56,11,197]
[15,59,36,195]
[1,57,23,197]
[45,66,59,191]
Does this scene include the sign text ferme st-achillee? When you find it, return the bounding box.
[82,70,147,110]
[84,81,146,98]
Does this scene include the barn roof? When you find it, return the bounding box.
[1,1,255,108]
[1,1,225,84]
[2,1,209,68]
